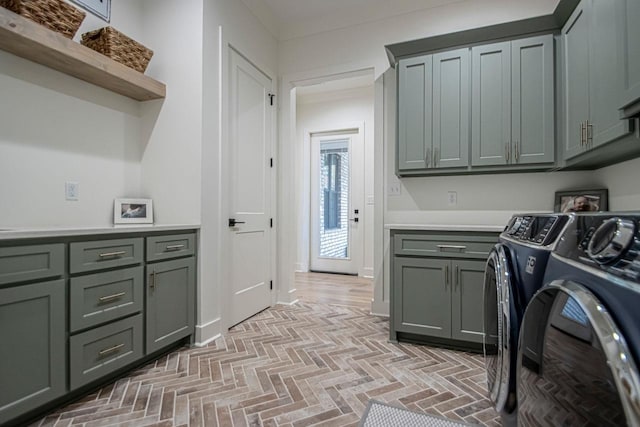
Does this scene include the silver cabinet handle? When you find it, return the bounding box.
[580,121,586,146]
[586,120,593,146]
[99,250,126,258]
[437,245,467,251]
[165,244,185,251]
[99,343,124,356]
[514,142,519,162]
[444,264,449,286]
[99,292,125,302]
[150,270,156,290]
[433,147,438,167]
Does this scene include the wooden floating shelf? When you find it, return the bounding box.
[0,7,166,101]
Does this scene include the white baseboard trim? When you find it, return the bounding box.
[361,267,374,278]
[370,300,389,317]
[277,298,300,306]
[295,263,308,272]
[194,317,221,347]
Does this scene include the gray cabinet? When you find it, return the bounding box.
[433,48,470,169]
[619,0,640,116]
[561,0,632,161]
[397,54,432,171]
[472,35,554,166]
[146,257,195,354]
[390,231,497,349]
[0,279,66,425]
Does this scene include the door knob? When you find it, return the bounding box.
[228,218,246,227]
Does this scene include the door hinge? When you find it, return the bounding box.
[270,218,273,228]
[270,158,273,168]
[270,280,273,290]
[268,93,275,106]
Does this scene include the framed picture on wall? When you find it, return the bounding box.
[114,198,153,225]
[554,189,608,213]
[69,0,111,22]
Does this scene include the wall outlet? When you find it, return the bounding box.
[388,182,401,196]
[447,191,457,206]
[65,182,79,201]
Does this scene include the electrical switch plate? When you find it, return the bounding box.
[65,182,79,201]
[389,182,401,196]
[447,191,457,206]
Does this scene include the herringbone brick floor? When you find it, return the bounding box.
[30,274,499,427]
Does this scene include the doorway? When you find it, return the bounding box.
[309,130,364,275]
[227,47,274,327]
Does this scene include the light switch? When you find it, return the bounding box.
[65,182,79,201]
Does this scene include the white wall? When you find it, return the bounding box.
[0,0,146,227]
[295,85,375,276]
[597,156,640,211]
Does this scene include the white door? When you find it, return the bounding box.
[310,131,364,275]
[228,48,273,327]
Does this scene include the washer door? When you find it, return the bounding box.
[483,245,517,413]
[517,281,640,426]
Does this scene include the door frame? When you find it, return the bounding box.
[221,42,277,331]
[301,121,365,276]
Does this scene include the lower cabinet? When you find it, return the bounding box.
[146,257,195,354]
[0,279,66,425]
[390,230,497,349]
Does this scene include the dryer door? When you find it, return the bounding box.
[483,245,517,413]
[517,281,640,426]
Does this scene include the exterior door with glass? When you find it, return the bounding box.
[310,131,363,275]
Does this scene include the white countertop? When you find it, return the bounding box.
[0,224,200,240]
[385,223,505,232]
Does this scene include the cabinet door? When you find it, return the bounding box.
[511,35,555,165]
[393,257,450,338]
[397,54,432,171]
[433,48,470,168]
[620,0,640,110]
[471,42,511,166]
[146,258,195,354]
[562,3,590,160]
[0,280,66,425]
[588,0,631,147]
[451,260,485,343]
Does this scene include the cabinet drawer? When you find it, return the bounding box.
[69,266,143,332]
[393,234,497,259]
[69,314,143,390]
[0,244,64,286]
[146,233,195,262]
[70,238,143,274]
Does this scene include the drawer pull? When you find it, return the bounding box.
[150,270,156,290]
[98,250,126,258]
[98,292,126,302]
[437,245,467,251]
[98,343,124,356]
[165,244,185,251]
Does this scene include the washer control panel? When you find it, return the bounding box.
[504,214,568,246]
[554,213,640,282]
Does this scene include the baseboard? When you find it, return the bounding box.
[194,317,221,347]
[295,262,308,272]
[370,300,389,317]
[361,267,374,278]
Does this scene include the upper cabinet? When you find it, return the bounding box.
[619,0,640,118]
[561,0,633,161]
[396,49,470,173]
[471,36,554,167]
[397,54,433,171]
[433,48,470,169]
[0,7,165,101]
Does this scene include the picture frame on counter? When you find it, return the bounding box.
[69,0,111,22]
[554,189,608,213]
[114,198,153,225]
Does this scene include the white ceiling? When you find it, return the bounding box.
[240,0,467,41]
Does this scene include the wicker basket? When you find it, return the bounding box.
[0,0,85,38]
[81,26,153,73]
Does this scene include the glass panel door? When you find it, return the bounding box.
[319,140,349,259]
